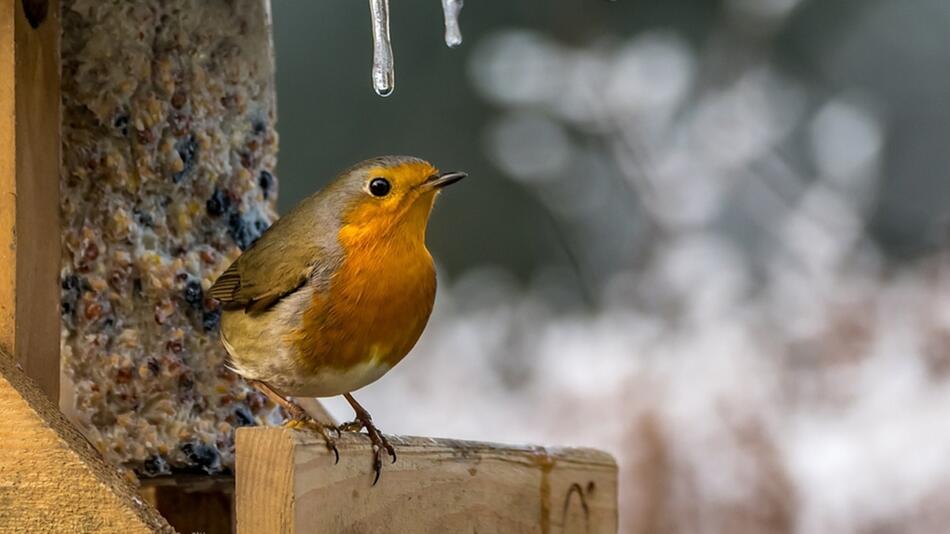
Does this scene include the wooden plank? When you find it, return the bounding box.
[0,350,172,532]
[0,0,62,401]
[237,427,295,534]
[236,427,619,533]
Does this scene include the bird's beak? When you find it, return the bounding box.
[423,171,467,190]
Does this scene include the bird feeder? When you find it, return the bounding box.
[0,0,619,531]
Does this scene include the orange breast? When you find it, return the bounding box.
[287,225,437,374]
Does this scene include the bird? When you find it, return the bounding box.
[208,155,466,483]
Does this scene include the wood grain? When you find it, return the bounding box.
[237,426,296,534]
[0,0,62,402]
[0,351,172,532]
[237,427,619,534]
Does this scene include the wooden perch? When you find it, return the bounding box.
[0,352,172,532]
[0,0,62,401]
[237,427,618,533]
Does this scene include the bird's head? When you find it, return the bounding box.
[328,155,466,244]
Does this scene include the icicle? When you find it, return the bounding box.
[441,0,464,48]
[368,0,395,96]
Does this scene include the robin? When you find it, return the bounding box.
[209,155,466,483]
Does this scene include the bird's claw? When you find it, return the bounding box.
[372,446,383,486]
[283,416,339,464]
[328,440,340,464]
[361,421,395,485]
[336,420,364,433]
[342,394,397,485]
[282,418,308,430]
[311,420,340,464]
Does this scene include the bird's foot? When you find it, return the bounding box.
[247,379,339,463]
[283,418,308,430]
[335,419,364,433]
[343,394,396,485]
[363,418,396,486]
[283,415,340,464]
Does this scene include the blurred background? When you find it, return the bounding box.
[273,1,950,532]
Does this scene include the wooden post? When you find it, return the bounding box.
[0,0,61,401]
[237,428,619,533]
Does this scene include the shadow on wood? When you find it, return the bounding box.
[142,484,233,534]
[140,474,237,534]
[237,427,618,533]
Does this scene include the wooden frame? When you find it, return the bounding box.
[237,428,619,533]
[0,0,61,402]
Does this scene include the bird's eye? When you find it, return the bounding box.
[368,177,391,197]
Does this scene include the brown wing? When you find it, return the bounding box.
[208,228,325,314]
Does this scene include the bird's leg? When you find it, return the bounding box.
[247,379,339,463]
[247,379,307,421]
[343,393,396,485]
